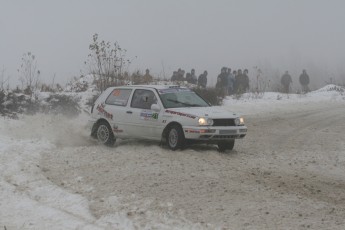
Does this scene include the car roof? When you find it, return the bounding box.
[108,85,188,90]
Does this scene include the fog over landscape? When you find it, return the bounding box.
[1,0,345,88]
[2,1,345,229]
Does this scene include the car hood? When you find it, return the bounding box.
[164,107,239,119]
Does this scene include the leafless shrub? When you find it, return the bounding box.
[17,52,40,95]
[44,94,81,117]
[65,76,89,92]
[85,33,134,92]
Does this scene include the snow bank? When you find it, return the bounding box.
[223,85,345,116]
[0,115,107,229]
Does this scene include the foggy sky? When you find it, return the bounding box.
[1,0,345,87]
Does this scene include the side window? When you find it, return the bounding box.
[131,89,157,109]
[105,89,132,106]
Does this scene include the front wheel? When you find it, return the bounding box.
[167,125,185,150]
[218,140,235,152]
[96,121,115,146]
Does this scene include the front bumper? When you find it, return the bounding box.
[183,125,247,141]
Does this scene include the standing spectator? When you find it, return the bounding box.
[190,69,197,84]
[186,69,197,84]
[142,69,153,84]
[243,69,250,92]
[173,68,185,81]
[227,68,235,95]
[215,75,223,96]
[171,71,178,81]
[132,71,142,85]
[185,72,192,83]
[178,69,185,81]
[198,70,208,88]
[234,69,243,93]
[299,69,310,93]
[217,67,228,95]
[232,70,237,92]
[281,71,292,93]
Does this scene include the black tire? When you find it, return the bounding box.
[91,124,97,139]
[96,121,115,146]
[218,140,235,152]
[166,124,185,150]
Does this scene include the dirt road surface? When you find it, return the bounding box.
[41,102,345,229]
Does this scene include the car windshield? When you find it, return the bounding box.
[158,88,210,108]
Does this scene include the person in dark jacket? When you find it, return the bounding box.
[171,71,178,81]
[232,70,237,91]
[187,69,197,84]
[234,69,244,94]
[186,72,192,83]
[243,69,250,92]
[191,69,197,84]
[215,75,224,96]
[299,69,310,93]
[281,71,292,93]
[216,67,228,95]
[142,69,153,84]
[172,68,185,81]
[198,71,208,88]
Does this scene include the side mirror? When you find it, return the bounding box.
[151,104,161,112]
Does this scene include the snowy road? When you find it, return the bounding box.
[44,101,345,229]
[1,89,345,229]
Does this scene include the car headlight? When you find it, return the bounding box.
[235,117,245,126]
[198,117,213,126]
[240,117,244,125]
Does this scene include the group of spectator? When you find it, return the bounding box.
[215,67,250,95]
[136,67,311,95]
[132,69,153,85]
[281,70,310,94]
[171,68,208,88]
[170,67,251,95]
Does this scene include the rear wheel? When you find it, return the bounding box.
[218,140,235,152]
[167,125,185,150]
[96,121,115,146]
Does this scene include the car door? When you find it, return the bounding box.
[103,88,133,137]
[124,89,164,140]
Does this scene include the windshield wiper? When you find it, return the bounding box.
[167,99,200,107]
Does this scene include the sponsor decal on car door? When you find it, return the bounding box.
[125,89,163,139]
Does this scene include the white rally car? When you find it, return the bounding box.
[89,85,247,151]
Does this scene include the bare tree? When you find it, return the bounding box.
[17,52,40,95]
[85,33,132,92]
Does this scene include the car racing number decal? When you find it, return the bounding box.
[113,89,121,96]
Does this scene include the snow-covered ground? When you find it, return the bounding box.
[0,85,344,229]
[223,84,345,116]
